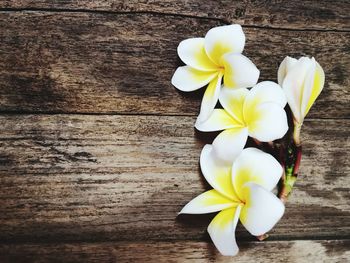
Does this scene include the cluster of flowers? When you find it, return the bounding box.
[171,25,325,256]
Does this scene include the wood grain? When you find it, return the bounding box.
[0,240,349,263]
[0,12,349,118]
[0,115,348,242]
[1,0,349,30]
[0,1,348,261]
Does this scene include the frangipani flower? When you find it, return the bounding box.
[179,146,285,256]
[195,81,288,164]
[171,25,260,122]
[278,56,325,125]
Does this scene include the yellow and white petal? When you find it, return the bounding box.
[232,148,283,200]
[245,102,288,142]
[222,53,260,89]
[197,73,223,123]
[212,127,248,164]
[277,56,298,85]
[177,38,219,71]
[219,86,248,125]
[282,57,313,123]
[171,66,217,92]
[200,144,240,202]
[195,109,239,132]
[204,24,245,66]
[243,81,287,110]
[240,182,285,236]
[179,189,237,214]
[302,59,325,118]
[300,58,317,119]
[208,205,242,256]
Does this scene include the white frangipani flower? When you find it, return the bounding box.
[179,146,285,256]
[195,81,288,164]
[278,56,325,125]
[171,25,260,122]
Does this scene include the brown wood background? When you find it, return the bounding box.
[0,1,349,262]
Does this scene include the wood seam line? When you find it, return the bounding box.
[0,112,348,120]
[0,238,349,246]
[0,7,349,33]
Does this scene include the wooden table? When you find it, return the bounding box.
[0,1,349,262]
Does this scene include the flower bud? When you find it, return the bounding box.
[278,56,325,124]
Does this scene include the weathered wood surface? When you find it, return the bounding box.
[1,0,349,31]
[0,240,349,263]
[0,115,349,243]
[0,12,349,118]
[0,1,349,262]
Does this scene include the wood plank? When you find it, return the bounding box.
[1,1,349,30]
[0,12,349,118]
[0,240,349,263]
[0,115,349,242]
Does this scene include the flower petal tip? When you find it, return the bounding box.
[171,66,217,92]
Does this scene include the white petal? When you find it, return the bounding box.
[212,127,248,165]
[195,109,239,132]
[179,189,238,214]
[282,57,313,123]
[197,73,223,123]
[240,182,285,236]
[245,102,288,142]
[302,59,325,118]
[219,86,248,125]
[200,145,240,202]
[177,38,219,71]
[300,58,317,118]
[244,81,287,110]
[171,66,217,92]
[277,56,298,85]
[204,24,245,65]
[232,148,283,200]
[222,53,260,89]
[208,205,242,256]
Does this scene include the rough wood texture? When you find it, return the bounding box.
[0,115,349,242]
[0,1,349,261]
[1,1,349,30]
[0,240,349,263]
[0,12,349,118]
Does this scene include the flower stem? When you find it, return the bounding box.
[293,120,302,147]
[278,121,302,203]
[257,233,269,241]
[256,120,303,241]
